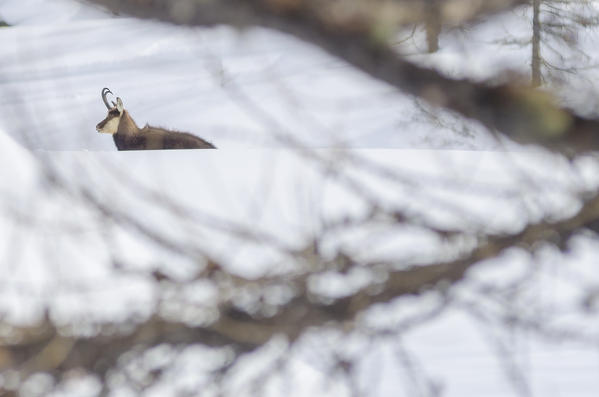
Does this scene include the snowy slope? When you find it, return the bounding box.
[0,0,501,150]
[1,1,599,397]
[0,0,107,25]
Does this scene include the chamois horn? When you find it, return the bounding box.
[101,87,114,110]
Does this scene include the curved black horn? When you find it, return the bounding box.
[101,87,113,109]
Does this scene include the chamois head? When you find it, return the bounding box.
[96,88,125,134]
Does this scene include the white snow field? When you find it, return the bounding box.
[0,0,507,151]
[1,1,599,396]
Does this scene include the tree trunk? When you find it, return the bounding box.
[531,0,542,87]
[425,1,441,53]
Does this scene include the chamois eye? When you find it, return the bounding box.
[110,110,120,116]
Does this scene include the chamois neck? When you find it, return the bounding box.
[118,110,139,134]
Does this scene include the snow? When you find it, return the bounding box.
[1,0,599,396]
[0,0,501,150]
[0,0,106,25]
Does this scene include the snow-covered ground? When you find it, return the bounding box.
[1,1,599,396]
[0,0,504,150]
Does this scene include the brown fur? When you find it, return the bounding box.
[97,108,215,150]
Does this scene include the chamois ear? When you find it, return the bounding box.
[116,97,124,113]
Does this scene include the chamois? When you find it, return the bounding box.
[96,88,215,150]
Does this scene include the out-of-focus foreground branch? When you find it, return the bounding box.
[3,153,599,389]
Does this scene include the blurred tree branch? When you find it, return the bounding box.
[3,159,599,387]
